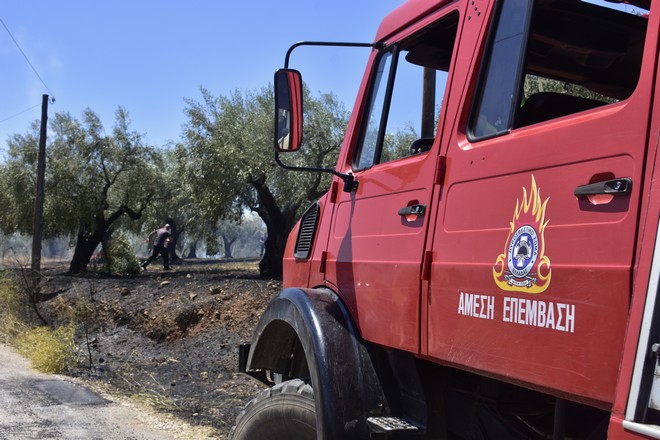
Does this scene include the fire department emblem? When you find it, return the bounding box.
[493,176,551,293]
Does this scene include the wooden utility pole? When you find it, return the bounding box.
[421,68,437,138]
[31,94,48,275]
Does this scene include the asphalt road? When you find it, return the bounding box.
[0,343,205,440]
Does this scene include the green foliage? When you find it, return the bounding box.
[382,126,419,163]
[0,108,165,272]
[523,75,617,104]
[45,109,162,236]
[0,129,40,235]
[16,323,77,374]
[0,85,359,275]
[182,85,352,276]
[212,213,266,258]
[105,231,141,275]
[182,85,349,225]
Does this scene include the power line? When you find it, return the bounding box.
[0,103,41,124]
[0,17,56,103]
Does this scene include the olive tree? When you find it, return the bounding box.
[183,85,348,277]
[0,108,163,273]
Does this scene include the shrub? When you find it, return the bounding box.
[16,323,77,373]
[105,231,141,275]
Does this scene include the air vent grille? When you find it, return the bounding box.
[294,202,320,259]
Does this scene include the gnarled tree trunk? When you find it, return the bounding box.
[251,178,299,279]
[165,217,182,264]
[222,235,236,259]
[186,240,198,259]
[69,224,105,274]
[68,206,143,274]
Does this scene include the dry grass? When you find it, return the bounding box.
[0,271,78,374]
[0,276,28,344]
[15,322,77,373]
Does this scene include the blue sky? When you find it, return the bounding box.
[1,1,403,152]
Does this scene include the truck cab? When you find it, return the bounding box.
[234,1,660,439]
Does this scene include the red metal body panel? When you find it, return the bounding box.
[325,156,432,351]
[281,0,660,435]
[428,103,653,406]
[282,220,309,288]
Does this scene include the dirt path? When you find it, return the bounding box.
[0,342,215,439]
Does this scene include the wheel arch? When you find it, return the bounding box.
[244,287,388,440]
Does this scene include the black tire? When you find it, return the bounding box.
[230,379,317,440]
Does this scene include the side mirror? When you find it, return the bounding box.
[274,69,303,152]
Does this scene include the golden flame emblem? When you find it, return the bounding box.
[493,176,551,293]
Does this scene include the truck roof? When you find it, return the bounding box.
[376,0,451,42]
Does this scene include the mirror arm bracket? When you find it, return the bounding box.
[275,40,383,193]
[275,151,358,192]
[284,41,385,68]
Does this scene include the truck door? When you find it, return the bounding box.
[324,7,461,353]
[427,0,653,407]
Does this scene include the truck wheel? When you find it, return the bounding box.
[230,379,316,440]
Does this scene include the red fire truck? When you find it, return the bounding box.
[233,0,660,438]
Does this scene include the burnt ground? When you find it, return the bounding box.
[35,258,280,439]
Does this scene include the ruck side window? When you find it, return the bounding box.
[469,0,649,140]
[354,12,458,170]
